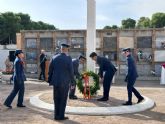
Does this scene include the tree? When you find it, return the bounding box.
[0,14,7,42]
[111,25,118,29]
[30,21,56,30]
[16,13,31,30]
[121,18,136,29]
[151,12,165,28]
[0,12,21,44]
[137,17,151,28]
[37,21,56,30]
[103,25,118,29]
[0,12,57,45]
[103,25,112,29]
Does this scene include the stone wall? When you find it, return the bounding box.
[17,29,165,80]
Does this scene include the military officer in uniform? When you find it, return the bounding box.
[39,49,47,80]
[69,55,86,99]
[89,52,117,101]
[48,43,74,120]
[4,49,26,108]
[122,48,144,105]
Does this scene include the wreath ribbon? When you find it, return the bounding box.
[83,75,91,99]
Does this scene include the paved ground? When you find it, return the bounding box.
[0,79,165,124]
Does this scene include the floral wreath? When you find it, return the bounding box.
[77,71,100,96]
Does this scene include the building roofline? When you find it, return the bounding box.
[20,28,165,33]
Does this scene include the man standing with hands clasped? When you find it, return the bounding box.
[48,43,74,121]
[122,48,144,105]
[39,49,47,81]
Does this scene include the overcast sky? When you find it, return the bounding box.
[0,0,165,29]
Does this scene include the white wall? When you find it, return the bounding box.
[154,51,165,62]
[0,50,10,71]
[6,44,17,49]
[0,44,17,50]
[0,44,16,71]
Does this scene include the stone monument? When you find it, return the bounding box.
[86,0,96,71]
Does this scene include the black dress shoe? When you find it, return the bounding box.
[63,117,69,120]
[69,95,78,100]
[97,97,108,101]
[137,97,144,103]
[4,104,12,109]
[122,101,132,105]
[17,105,26,107]
[55,116,69,121]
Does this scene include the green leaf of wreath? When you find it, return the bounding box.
[76,71,100,96]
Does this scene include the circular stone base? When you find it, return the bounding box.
[39,92,128,107]
[30,92,155,115]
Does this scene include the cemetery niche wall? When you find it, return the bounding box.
[25,38,38,75]
[17,29,165,80]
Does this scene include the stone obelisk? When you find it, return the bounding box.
[86,0,96,71]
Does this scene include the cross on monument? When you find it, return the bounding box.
[86,0,96,71]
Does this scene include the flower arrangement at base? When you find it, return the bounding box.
[77,71,100,96]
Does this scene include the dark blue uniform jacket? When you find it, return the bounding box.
[97,56,117,78]
[13,57,26,82]
[126,54,138,81]
[48,53,74,86]
[72,59,80,78]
